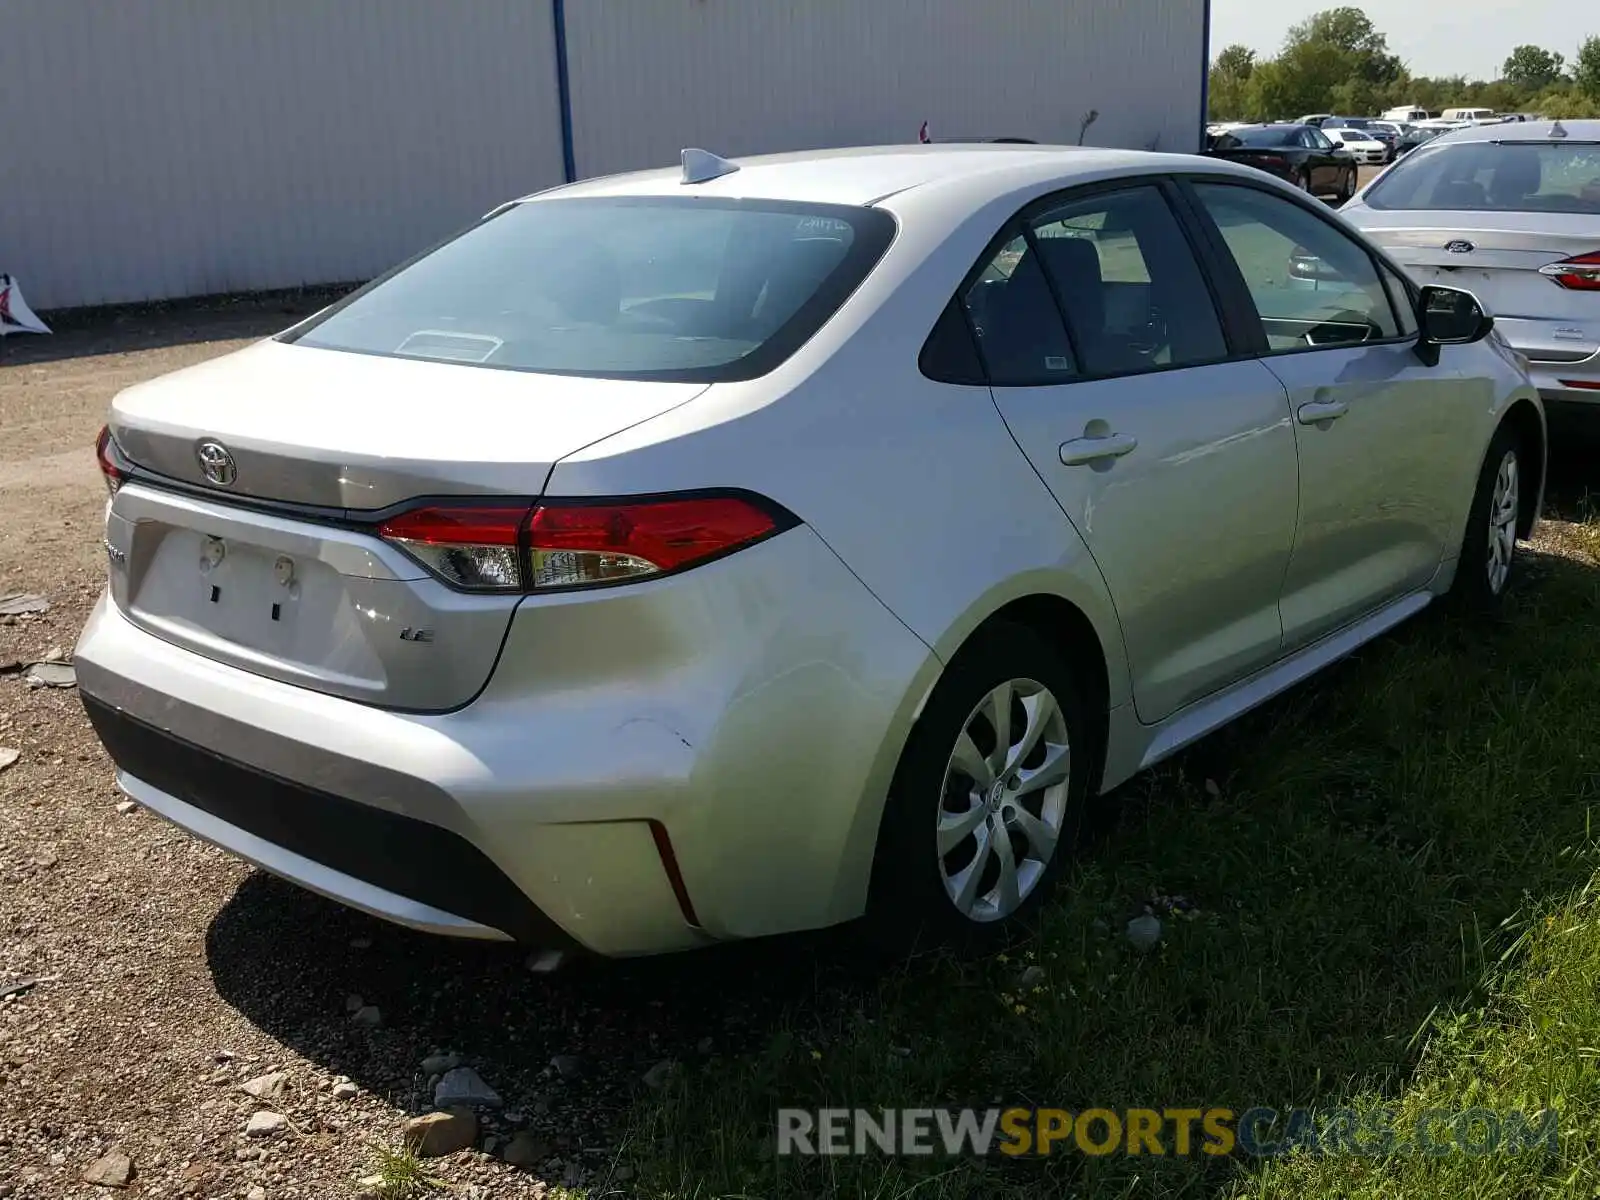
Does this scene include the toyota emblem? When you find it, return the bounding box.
[196,440,237,487]
[1444,240,1475,254]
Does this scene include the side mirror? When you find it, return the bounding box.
[1418,285,1494,345]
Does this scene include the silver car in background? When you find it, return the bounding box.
[1342,120,1600,416]
[78,145,1544,960]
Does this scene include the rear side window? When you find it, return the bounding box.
[287,197,896,381]
[1219,128,1298,149]
[962,234,1079,385]
[1364,141,1600,214]
[1029,186,1228,376]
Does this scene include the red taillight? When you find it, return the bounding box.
[95,425,124,495]
[1540,252,1600,291]
[1559,379,1600,391]
[378,495,787,593]
[527,496,779,586]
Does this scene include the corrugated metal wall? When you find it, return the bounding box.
[1,0,1203,311]
[0,0,567,310]
[565,0,1204,179]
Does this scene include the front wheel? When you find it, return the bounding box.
[1338,168,1356,202]
[865,623,1093,955]
[1448,424,1524,617]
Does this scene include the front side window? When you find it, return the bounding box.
[288,197,895,381]
[1361,140,1600,214]
[1027,186,1228,376]
[1192,182,1401,352]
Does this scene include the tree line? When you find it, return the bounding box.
[1209,6,1600,121]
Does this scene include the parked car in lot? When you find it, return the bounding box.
[1204,123,1357,200]
[1323,127,1390,165]
[1368,121,1408,160]
[1442,107,1501,125]
[1394,125,1445,158]
[1343,120,1600,421]
[1384,106,1434,124]
[79,143,1545,957]
[1327,117,1398,159]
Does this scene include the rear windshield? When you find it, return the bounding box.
[287,197,896,381]
[1217,128,1298,149]
[1363,140,1600,214]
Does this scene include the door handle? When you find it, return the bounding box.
[1059,432,1138,466]
[1296,399,1349,424]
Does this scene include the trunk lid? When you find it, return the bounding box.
[105,339,706,710]
[1352,210,1600,362]
[111,338,705,508]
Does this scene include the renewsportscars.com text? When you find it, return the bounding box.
[776,1106,1559,1158]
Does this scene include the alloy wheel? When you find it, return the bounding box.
[1487,450,1519,595]
[936,678,1071,923]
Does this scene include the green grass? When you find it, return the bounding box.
[362,1141,443,1200]
[603,515,1600,1199]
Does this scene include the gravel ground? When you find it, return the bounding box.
[0,297,856,1199]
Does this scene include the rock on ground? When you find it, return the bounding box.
[405,1107,478,1158]
[502,1131,553,1170]
[421,1051,462,1075]
[642,1059,679,1090]
[245,1111,287,1137]
[239,1071,287,1100]
[24,661,75,688]
[350,1004,382,1028]
[435,1066,501,1108]
[1126,913,1163,951]
[82,1149,134,1188]
[549,1054,582,1079]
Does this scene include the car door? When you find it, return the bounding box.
[1184,178,1460,653]
[969,180,1300,724]
[1301,128,1337,191]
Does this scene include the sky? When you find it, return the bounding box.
[1210,0,1586,81]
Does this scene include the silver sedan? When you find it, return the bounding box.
[78,144,1543,958]
[1342,119,1600,415]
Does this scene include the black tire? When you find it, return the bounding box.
[863,622,1094,956]
[1339,168,1356,202]
[1448,422,1525,617]
[1298,168,1316,196]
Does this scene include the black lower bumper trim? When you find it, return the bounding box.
[82,694,572,947]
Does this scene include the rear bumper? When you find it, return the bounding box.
[84,695,551,942]
[74,525,935,956]
[1522,353,1600,411]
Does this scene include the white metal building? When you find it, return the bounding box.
[1,0,1208,311]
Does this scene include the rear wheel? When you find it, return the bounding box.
[865,623,1093,955]
[1297,168,1316,195]
[1448,423,1524,617]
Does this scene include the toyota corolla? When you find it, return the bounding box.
[78,144,1544,958]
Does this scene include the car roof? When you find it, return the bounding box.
[517,144,1252,208]
[1426,119,1600,144]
